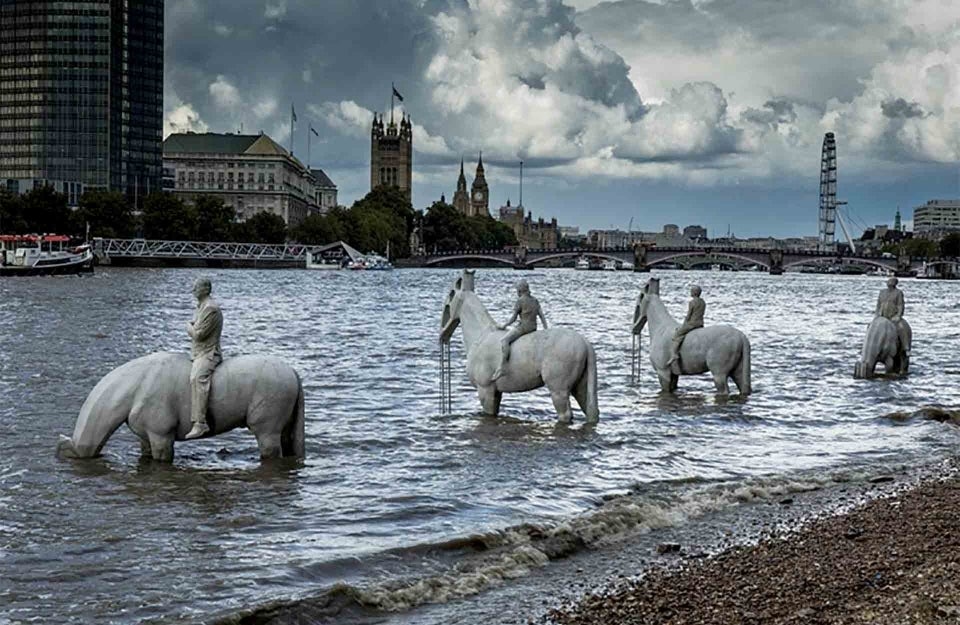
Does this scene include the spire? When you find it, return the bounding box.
[477,151,484,173]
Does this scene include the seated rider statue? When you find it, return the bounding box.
[491,279,548,381]
[185,277,224,440]
[666,285,705,375]
[876,276,909,356]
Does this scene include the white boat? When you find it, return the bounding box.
[710,263,721,272]
[602,259,617,271]
[349,252,393,271]
[0,234,93,276]
[575,256,590,270]
[305,251,342,270]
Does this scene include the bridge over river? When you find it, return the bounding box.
[92,238,958,276]
[422,245,938,275]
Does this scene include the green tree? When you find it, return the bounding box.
[194,195,236,242]
[0,190,28,234]
[289,208,348,245]
[900,237,939,258]
[20,186,71,234]
[74,190,135,238]
[940,233,960,258]
[346,186,415,257]
[234,211,287,244]
[423,201,468,251]
[142,192,197,240]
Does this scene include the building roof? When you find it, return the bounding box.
[163,132,291,157]
[310,168,336,188]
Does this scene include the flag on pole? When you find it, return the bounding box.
[310,125,319,137]
[392,85,404,102]
[291,104,297,122]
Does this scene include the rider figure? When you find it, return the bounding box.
[876,276,909,356]
[491,279,548,381]
[667,285,705,374]
[185,278,223,440]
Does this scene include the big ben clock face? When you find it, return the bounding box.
[474,191,483,201]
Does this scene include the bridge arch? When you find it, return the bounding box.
[649,251,770,269]
[525,251,629,267]
[425,254,516,267]
[782,257,895,271]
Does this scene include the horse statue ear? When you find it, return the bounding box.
[461,269,475,291]
[649,278,660,295]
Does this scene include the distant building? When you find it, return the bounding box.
[452,160,470,215]
[683,225,708,240]
[0,0,164,208]
[370,112,412,201]
[163,132,332,227]
[498,200,558,250]
[913,199,960,237]
[663,224,681,237]
[470,154,489,216]
[309,168,338,214]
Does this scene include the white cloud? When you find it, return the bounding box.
[264,0,286,19]
[213,23,232,36]
[209,75,243,110]
[164,103,208,138]
[252,97,278,119]
[312,100,453,156]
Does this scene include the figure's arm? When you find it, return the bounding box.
[683,300,696,324]
[186,320,195,339]
[192,308,222,342]
[538,307,548,329]
[498,302,520,331]
[875,294,882,317]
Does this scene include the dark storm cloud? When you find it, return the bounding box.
[741,99,798,126]
[880,98,927,119]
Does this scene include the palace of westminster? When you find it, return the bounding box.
[369,111,560,250]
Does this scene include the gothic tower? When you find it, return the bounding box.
[470,152,489,217]
[370,111,413,201]
[452,158,470,215]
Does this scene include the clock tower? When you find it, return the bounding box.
[470,152,489,217]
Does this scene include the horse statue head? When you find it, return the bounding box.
[440,269,475,343]
[632,277,660,334]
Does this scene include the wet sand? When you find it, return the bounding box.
[548,468,960,625]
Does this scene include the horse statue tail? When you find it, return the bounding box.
[282,372,306,458]
[582,341,599,422]
[737,334,752,396]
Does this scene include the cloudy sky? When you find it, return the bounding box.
[164,0,960,237]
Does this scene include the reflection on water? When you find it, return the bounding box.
[1,267,958,623]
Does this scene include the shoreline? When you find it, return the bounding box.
[547,459,960,625]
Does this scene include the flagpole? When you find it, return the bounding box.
[390,83,395,125]
[307,123,311,170]
[289,104,295,155]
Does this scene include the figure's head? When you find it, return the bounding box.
[516,279,530,296]
[193,277,212,300]
[690,285,702,297]
[887,277,898,289]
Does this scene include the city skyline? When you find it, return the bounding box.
[163,0,960,237]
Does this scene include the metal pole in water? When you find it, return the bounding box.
[631,335,636,384]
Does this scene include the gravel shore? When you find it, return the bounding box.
[548,471,960,625]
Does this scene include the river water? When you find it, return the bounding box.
[1,268,958,624]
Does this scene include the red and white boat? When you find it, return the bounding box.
[0,234,94,276]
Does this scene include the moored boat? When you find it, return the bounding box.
[574,256,590,270]
[0,235,93,276]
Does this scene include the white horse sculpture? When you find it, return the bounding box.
[439,270,599,423]
[632,278,752,396]
[854,316,912,379]
[57,352,305,462]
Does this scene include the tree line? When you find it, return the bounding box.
[0,184,517,255]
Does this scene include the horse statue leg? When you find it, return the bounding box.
[477,385,502,417]
[550,390,573,424]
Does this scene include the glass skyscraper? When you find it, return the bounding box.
[0,0,163,207]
